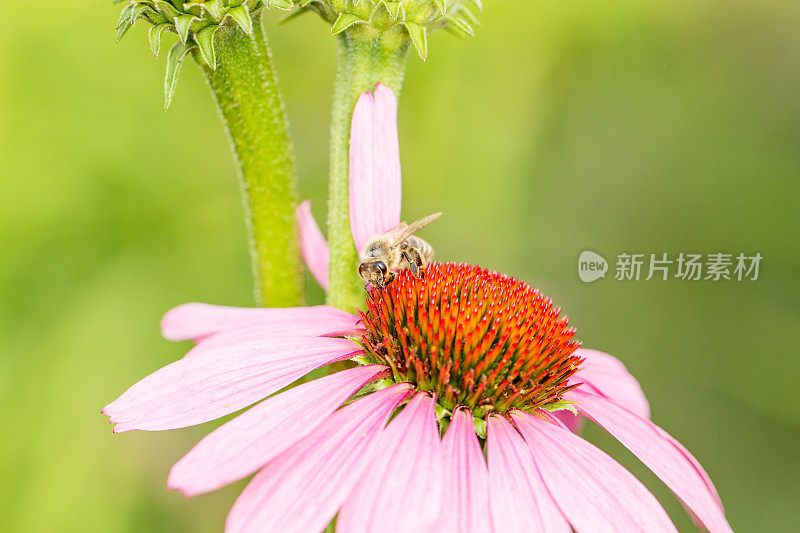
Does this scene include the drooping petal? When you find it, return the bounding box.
[569,389,732,533]
[511,410,678,533]
[102,336,355,432]
[160,303,355,342]
[337,392,443,533]
[486,415,570,533]
[225,384,413,533]
[572,348,651,419]
[297,200,330,290]
[349,84,402,253]
[167,365,388,496]
[440,407,493,533]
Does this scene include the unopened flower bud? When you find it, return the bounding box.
[115,0,288,107]
[293,0,483,60]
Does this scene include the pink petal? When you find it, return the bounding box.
[569,389,732,533]
[181,319,361,359]
[160,303,355,342]
[296,200,330,290]
[440,407,493,533]
[337,392,443,533]
[487,415,570,533]
[572,348,651,419]
[102,336,355,432]
[349,84,402,253]
[319,328,367,338]
[552,409,585,434]
[511,410,678,533]
[225,383,413,533]
[167,365,388,496]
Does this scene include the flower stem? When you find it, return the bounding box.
[202,16,301,307]
[326,33,409,312]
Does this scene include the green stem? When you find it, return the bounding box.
[326,33,410,312]
[202,16,302,307]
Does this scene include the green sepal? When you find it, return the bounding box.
[117,3,134,29]
[446,15,474,36]
[184,0,221,19]
[280,7,310,24]
[173,14,197,43]
[204,0,223,19]
[434,403,451,422]
[541,400,579,415]
[370,2,397,29]
[344,378,394,405]
[130,4,153,27]
[473,417,487,439]
[116,19,133,43]
[369,379,395,392]
[147,10,170,25]
[153,0,181,19]
[350,354,372,365]
[148,23,171,57]
[403,22,427,60]
[224,6,254,36]
[455,5,480,26]
[268,0,294,10]
[378,1,401,20]
[164,41,196,110]
[330,13,364,35]
[194,24,218,68]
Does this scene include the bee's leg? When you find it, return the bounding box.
[406,255,419,276]
[383,271,395,286]
[412,250,425,279]
[402,249,423,277]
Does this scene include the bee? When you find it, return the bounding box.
[357,212,442,289]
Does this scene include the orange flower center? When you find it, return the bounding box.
[358,262,583,416]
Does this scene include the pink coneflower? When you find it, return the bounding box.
[103,85,733,532]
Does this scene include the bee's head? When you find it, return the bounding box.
[358,261,388,288]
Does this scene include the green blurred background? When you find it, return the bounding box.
[2,1,799,531]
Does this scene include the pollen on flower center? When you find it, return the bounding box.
[357,262,584,416]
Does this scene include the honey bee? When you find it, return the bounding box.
[357,212,442,288]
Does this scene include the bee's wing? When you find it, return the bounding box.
[385,221,408,235]
[390,212,442,247]
[366,223,408,255]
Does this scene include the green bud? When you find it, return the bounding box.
[115,0,289,108]
[290,0,482,60]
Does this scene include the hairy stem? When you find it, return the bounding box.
[203,16,302,307]
[326,33,409,312]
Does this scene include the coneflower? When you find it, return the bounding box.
[104,85,732,532]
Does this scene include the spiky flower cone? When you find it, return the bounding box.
[357,262,584,418]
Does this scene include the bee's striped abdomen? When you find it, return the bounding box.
[405,236,434,264]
